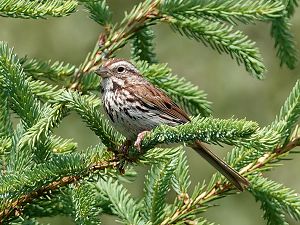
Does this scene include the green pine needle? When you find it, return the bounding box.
[160,0,285,24]
[272,79,300,137]
[142,147,182,164]
[71,183,100,225]
[17,104,66,151]
[0,42,68,170]
[0,0,77,18]
[271,17,298,70]
[21,57,76,81]
[80,0,112,26]
[79,72,101,92]
[50,135,77,154]
[227,80,300,170]
[251,175,300,224]
[95,177,144,225]
[142,156,178,224]
[140,116,271,151]
[131,26,157,64]
[0,91,13,139]
[0,137,11,155]
[0,153,88,211]
[286,0,299,18]
[171,149,191,195]
[0,42,42,128]
[27,78,63,102]
[166,16,266,78]
[59,90,124,149]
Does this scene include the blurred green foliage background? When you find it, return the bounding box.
[0,1,299,224]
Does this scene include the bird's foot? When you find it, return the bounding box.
[115,140,132,174]
[119,139,132,155]
[134,131,150,152]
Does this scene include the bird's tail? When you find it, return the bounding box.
[190,140,249,191]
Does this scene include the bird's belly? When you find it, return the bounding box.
[102,92,155,139]
[103,91,180,140]
[112,108,157,140]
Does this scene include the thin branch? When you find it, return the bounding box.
[161,136,300,224]
[240,136,300,173]
[0,159,118,223]
[69,1,160,90]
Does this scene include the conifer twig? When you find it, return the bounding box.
[0,158,118,223]
[161,136,300,224]
[70,0,160,90]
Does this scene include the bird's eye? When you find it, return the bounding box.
[117,66,125,73]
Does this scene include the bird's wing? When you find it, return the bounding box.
[126,83,190,124]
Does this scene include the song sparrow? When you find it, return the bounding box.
[95,58,249,191]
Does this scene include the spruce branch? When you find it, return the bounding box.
[0,1,299,224]
[59,90,124,149]
[69,0,161,89]
[0,42,43,128]
[0,42,70,169]
[94,177,144,225]
[226,79,300,170]
[16,103,66,151]
[251,176,300,225]
[155,80,300,223]
[286,0,299,17]
[0,91,13,139]
[0,136,11,174]
[271,17,298,69]
[49,135,77,154]
[142,155,179,224]
[80,0,112,27]
[138,116,278,152]
[160,0,286,24]
[22,188,75,219]
[0,153,118,223]
[166,15,265,78]
[4,104,67,170]
[79,72,101,92]
[27,78,63,102]
[131,26,157,64]
[271,79,300,140]
[98,0,160,60]
[231,129,300,174]
[0,0,77,19]
[171,149,191,195]
[160,136,300,225]
[141,147,182,164]
[19,58,73,101]
[69,0,297,92]
[70,183,100,225]
[0,137,11,156]
[20,57,76,81]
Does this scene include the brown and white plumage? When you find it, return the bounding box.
[99,59,188,139]
[96,58,249,191]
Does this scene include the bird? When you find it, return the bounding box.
[95,58,249,191]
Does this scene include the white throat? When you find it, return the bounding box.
[101,77,125,93]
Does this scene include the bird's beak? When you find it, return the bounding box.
[95,66,111,78]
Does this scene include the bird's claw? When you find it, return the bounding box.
[134,131,150,152]
[115,140,132,174]
[120,139,132,155]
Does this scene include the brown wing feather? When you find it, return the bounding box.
[126,83,190,124]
